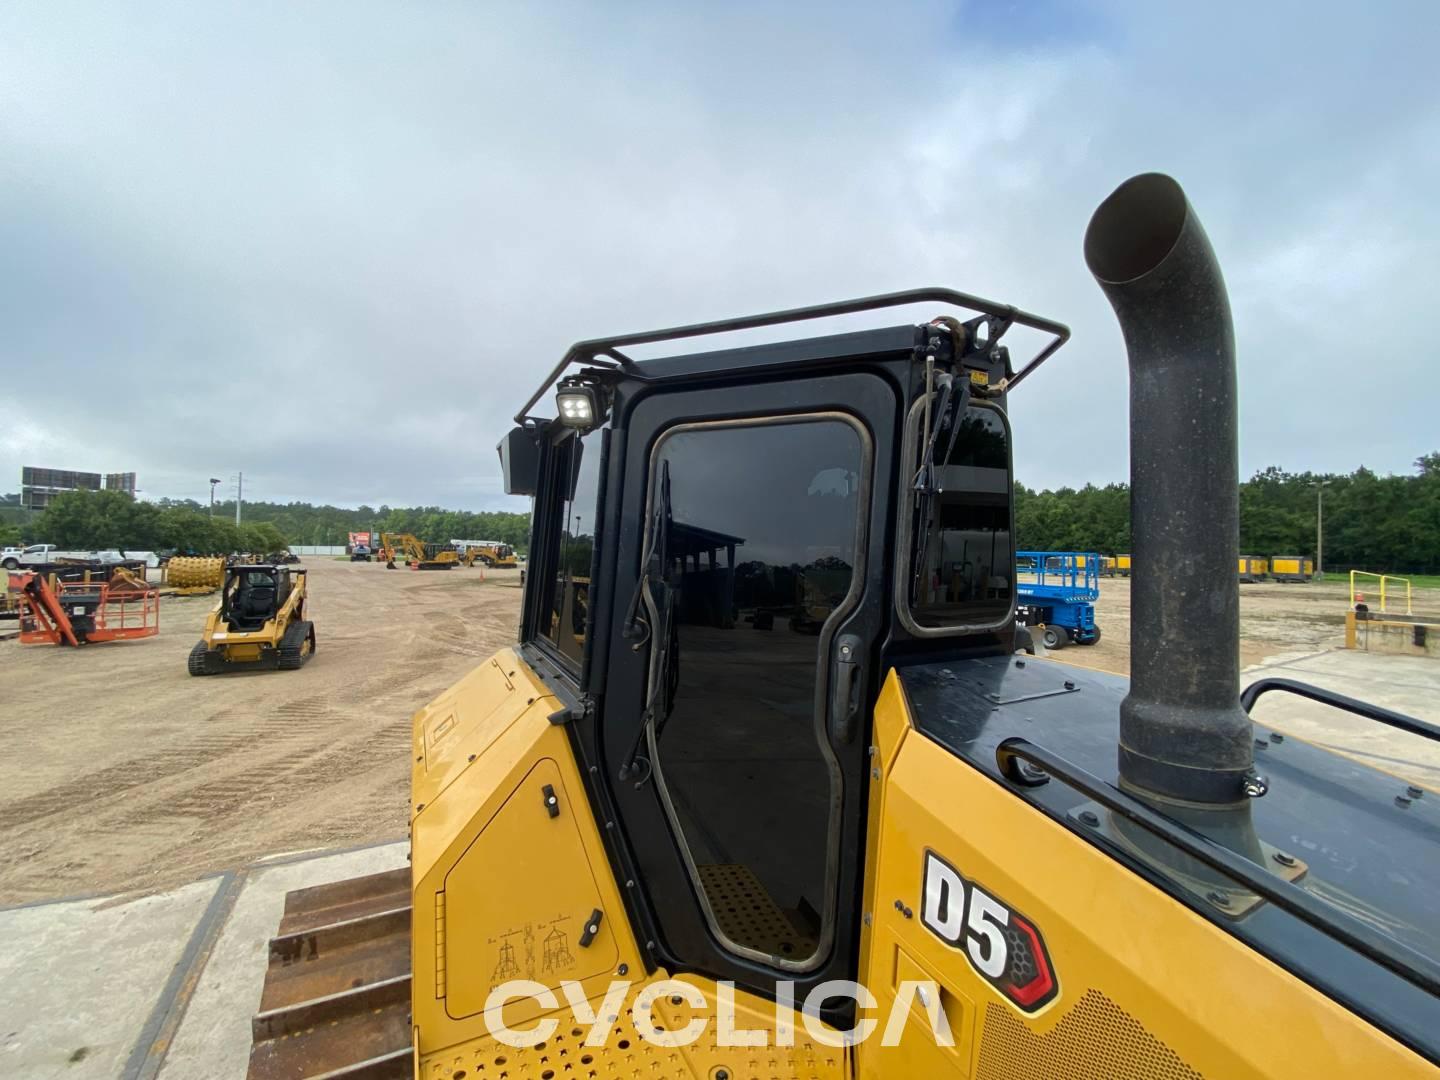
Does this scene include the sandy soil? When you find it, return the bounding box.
[1050,576,1414,677]
[0,560,520,905]
[2,564,1432,905]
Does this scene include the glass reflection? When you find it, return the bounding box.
[649,417,863,963]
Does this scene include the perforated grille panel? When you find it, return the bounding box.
[697,863,817,959]
[977,989,1205,1080]
[422,999,838,1080]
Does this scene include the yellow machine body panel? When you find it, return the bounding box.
[855,669,1433,1079]
[409,648,847,1077]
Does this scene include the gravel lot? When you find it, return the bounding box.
[2,564,1431,905]
[0,559,520,905]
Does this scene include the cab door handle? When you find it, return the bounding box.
[831,633,864,744]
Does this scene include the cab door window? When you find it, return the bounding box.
[643,414,868,969]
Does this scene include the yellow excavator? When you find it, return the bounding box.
[380,532,459,571]
[459,541,520,569]
[247,175,1440,1079]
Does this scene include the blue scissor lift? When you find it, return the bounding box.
[1015,550,1102,649]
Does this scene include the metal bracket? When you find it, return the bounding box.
[1068,803,1308,918]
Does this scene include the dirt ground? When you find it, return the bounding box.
[0,560,521,906]
[2,565,1433,905]
[1049,576,1431,677]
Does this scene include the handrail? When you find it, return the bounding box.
[1350,570,1413,615]
[995,737,1440,998]
[1241,677,1440,743]
[515,286,1071,424]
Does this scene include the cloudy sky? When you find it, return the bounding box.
[3,1,1436,511]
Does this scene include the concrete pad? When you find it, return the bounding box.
[0,877,222,1080]
[159,841,407,1080]
[1243,648,1440,789]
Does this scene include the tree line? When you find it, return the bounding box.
[2,490,532,556]
[1016,453,1440,574]
[9,489,288,555]
[6,450,1434,572]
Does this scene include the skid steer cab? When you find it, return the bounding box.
[248,174,1440,1080]
[189,563,314,675]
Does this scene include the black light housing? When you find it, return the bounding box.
[555,378,603,430]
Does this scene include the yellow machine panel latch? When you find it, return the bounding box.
[441,756,618,1020]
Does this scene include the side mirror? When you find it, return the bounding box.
[498,427,541,496]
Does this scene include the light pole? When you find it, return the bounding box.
[209,478,221,517]
[1316,480,1329,577]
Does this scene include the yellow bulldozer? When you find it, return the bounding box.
[247,175,1440,1079]
[188,562,314,674]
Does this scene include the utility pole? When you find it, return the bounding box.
[209,478,221,517]
[1316,480,1329,577]
[235,472,244,527]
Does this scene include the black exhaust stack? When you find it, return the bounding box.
[1085,174,1254,808]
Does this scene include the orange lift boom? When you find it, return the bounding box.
[9,570,160,645]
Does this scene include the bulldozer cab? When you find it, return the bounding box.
[507,290,1064,1014]
[222,564,289,631]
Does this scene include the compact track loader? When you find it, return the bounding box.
[247,175,1440,1079]
[189,563,314,674]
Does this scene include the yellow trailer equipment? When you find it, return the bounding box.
[1271,556,1314,582]
[1238,555,1269,582]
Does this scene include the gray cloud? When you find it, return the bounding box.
[2,0,1436,511]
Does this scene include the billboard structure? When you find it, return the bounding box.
[21,466,135,510]
[105,472,137,496]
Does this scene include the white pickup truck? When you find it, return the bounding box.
[1,544,158,570]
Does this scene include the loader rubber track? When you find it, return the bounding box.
[276,620,315,670]
[187,641,221,676]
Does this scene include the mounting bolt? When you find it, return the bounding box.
[671,994,684,1005]
[626,879,635,888]
[1206,890,1232,909]
[1242,773,1269,798]
[1079,810,1100,827]
[716,1070,731,1080]
[1406,785,1424,799]
[871,767,881,780]
[1254,738,1268,750]
[1396,795,1413,808]
[617,963,628,976]
[1063,680,1075,690]
[468,754,476,762]
[862,912,872,926]
[415,803,425,812]
[1269,733,1285,744]
[1272,851,1296,867]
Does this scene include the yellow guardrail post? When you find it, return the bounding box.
[1350,570,1413,615]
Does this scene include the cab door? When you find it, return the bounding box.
[599,371,897,1010]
